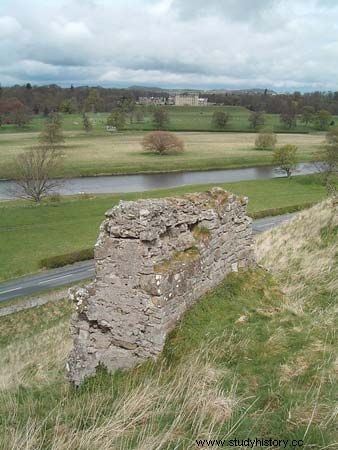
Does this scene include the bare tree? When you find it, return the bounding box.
[152,108,170,130]
[142,131,184,155]
[10,145,63,203]
[82,112,93,132]
[279,101,297,129]
[39,113,64,146]
[10,107,31,127]
[300,106,315,126]
[249,111,265,130]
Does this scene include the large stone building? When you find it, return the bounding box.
[174,93,199,106]
[138,94,208,107]
[138,96,167,106]
[174,94,208,106]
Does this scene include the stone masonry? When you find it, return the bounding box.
[67,188,255,385]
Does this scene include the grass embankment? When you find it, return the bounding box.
[0,130,323,179]
[0,175,328,281]
[0,200,337,449]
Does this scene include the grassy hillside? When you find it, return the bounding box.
[0,200,337,449]
[0,175,328,281]
[256,199,338,313]
[0,130,323,179]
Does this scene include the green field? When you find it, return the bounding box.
[0,106,328,179]
[0,130,324,179]
[0,175,328,281]
[0,106,333,134]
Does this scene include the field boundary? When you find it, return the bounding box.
[250,202,315,219]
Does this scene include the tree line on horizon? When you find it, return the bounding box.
[2,83,338,119]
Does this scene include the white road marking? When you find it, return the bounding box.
[257,221,276,227]
[0,286,22,295]
[38,274,73,285]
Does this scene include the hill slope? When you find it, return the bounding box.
[0,201,337,449]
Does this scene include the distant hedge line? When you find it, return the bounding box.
[39,248,94,269]
[250,202,315,219]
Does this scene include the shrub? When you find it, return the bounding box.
[255,131,277,150]
[142,131,184,155]
[39,248,94,269]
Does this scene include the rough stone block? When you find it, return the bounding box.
[67,187,255,385]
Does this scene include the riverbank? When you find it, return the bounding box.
[0,174,328,281]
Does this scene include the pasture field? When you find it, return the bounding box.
[0,106,334,135]
[0,130,324,179]
[0,175,328,281]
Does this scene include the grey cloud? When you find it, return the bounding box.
[0,0,337,91]
[172,0,279,21]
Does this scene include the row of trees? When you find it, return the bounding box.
[102,107,335,133]
[105,107,168,131]
[1,104,334,132]
[0,90,335,132]
[213,108,334,131]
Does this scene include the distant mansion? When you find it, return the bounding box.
[138,93,208,107]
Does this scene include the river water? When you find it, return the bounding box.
[0,163,317,200]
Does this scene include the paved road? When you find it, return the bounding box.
[0,261,95,303]
[0,213,296,303]
[252,212,296,233]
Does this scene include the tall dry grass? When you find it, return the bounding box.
[256,199,338,313]
[0,334,248,450]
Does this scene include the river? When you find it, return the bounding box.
[0,163,318,200]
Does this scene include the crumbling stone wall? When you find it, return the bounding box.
[67,188,255,385]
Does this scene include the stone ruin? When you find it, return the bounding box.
[67,188,255,385]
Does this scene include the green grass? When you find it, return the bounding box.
[0,107,333,134]
[0,175,328,281]
[0,298,72,348]
[0,107,328,179]
[0,268,336,448]
[0,129,324,179]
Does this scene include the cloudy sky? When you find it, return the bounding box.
[1,0,338,91]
